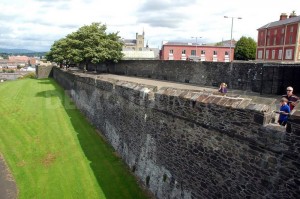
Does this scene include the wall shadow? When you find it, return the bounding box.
[35,78,149,199]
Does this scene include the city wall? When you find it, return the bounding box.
[82,60,300,95]
[53,67,300,199]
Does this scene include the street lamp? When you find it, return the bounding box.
[224,16,242,62]
[191,36,202,60]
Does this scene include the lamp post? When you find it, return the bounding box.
[224,16,242,61]
[191,36,201,60]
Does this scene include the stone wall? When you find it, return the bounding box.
[0,72,33,80]
[53,68,300,199]
[36,65,53,79]
[81,60,300,95]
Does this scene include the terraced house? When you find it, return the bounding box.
[256,12,300,62]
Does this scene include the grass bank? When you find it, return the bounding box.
[0,78,149,199]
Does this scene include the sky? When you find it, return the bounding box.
[0,0,299,52]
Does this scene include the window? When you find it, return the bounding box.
[191,50,196,56]
[290,26,294,32]
[266,50,269,59]
[267,30,270,35]
[289,35,293,44]
[182,49,186,55]
[201,50,205,55]
[278,50,282,59]
[285,49,292,59]
[267,38,270,45]
[225,51,229,56]
[281,28,285,34]
[274,29,277,35]
[213,51,217,55]
[169,49,173,54]
[258,50,263,59]
[273,37,276,45]
[280,36,284,45]
[271,50,275,59]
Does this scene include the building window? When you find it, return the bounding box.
[271,50,275,59]
[280,36,284,45]
[267,38,270,45]
[289,35,293,44]
[285,49,292,59]
[266,50,269,59]
[267,30,270,35]
[274,29,277,35]
[290,26,294,32]
[169,49,173,54]
[258,50,263,59]
[278,50,282,59]
[281,28,284,34]
[225,51,229,56]
[213,51,217,55]
[191,50,196,56]
[201,50,205,55]
[273,37,276,45]
[182,49,186,55]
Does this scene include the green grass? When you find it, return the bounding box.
[0,78,149,199]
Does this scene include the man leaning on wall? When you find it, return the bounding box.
[282,86,299,111]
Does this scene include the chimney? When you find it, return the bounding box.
[280,13,288,20]
[289,11,297,18]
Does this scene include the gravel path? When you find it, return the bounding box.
[0,154,18,199]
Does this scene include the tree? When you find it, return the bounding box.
[234,36,257,60]
[46,22,124,70]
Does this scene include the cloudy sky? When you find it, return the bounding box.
[1,0,299,52]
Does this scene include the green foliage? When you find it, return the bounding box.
[234,36,257,60]
[18,72,36,79]
[46,22,124,69]
[215,42,223,46]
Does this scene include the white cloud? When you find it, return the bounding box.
[0,0,299,51]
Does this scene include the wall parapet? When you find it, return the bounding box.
[53,67,300,199]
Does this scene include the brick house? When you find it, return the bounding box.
[160,41,234,62]
[256,12,300,62]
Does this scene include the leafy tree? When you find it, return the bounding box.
[46,22,123,70]
[234,36,257,60]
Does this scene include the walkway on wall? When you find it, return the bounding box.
[87,73,281,107]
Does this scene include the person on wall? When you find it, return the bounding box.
[282,86,299,111]
[276,97,290,126]
[218,83,228,94]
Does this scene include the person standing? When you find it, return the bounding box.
[277,97,290,126]
[218,83,228,94]
[282,86,299,111]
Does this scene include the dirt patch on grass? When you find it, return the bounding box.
[16,160,26,167]
[41,152,57,167]
[0,154,18,199]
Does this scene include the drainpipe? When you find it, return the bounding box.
[282,24,287,61]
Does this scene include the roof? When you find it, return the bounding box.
[163,42,198,46]
[162,41,233,48]
[124,39,136,45]
[258,15,300,30]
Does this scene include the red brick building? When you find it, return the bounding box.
[160,42,234,62]
[256,12,300,62]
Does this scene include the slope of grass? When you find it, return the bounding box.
[0,78,149,199]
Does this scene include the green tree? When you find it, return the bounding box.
[234,36,257,60]
[46,22,124,70]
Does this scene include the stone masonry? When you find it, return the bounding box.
[53,68,300,199]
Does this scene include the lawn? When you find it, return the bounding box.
[0,78,149,199]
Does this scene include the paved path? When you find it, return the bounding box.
[94,73,280,107]
[0,154,18,199]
